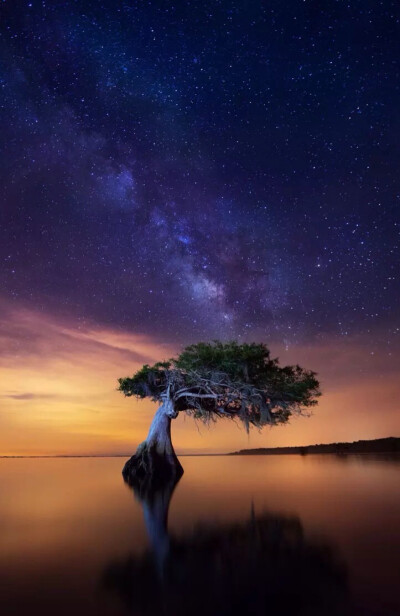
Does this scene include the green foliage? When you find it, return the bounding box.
[118,362,170,399]
[118,341,320,430]
[175,341,273,381]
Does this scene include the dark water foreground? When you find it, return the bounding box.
[0,455,399,615]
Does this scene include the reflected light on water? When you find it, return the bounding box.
[0,454,399,615]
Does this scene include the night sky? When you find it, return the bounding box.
[1,1,399,455]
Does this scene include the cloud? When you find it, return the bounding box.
[1,392,58,401]
[0,297,175,367]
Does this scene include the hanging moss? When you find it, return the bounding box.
[118,341,320,430]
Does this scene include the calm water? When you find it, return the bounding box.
[0,454,399,615]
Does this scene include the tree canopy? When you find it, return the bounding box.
[118,341,320,431]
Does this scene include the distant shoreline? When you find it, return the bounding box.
[1,437,399,458]
[229,437,400,456]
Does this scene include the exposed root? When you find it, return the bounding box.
[122,441,183,496]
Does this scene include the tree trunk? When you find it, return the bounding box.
[122,398,183,489]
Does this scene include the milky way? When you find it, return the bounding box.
[1,1,399,346]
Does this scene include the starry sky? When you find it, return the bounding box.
[0,1,399,455]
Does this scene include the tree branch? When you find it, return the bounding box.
[175,392,218,400]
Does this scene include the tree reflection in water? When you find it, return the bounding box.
[103,476,350,616]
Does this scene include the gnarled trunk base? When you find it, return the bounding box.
[122,442,183,492]
[122,401,183,492]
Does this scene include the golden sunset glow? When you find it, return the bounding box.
[1,301,398,456]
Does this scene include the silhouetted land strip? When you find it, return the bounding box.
[230,437,400,456]
[1,437,399,458]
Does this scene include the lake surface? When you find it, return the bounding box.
[0,454,399,615]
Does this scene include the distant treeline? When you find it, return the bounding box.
[230,437,400,456]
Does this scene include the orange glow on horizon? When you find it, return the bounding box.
[0,302,399,456]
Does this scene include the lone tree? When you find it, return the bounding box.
[118,341,320,486]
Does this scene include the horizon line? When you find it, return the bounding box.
[1,436,398,459]
[0,453,227,459]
